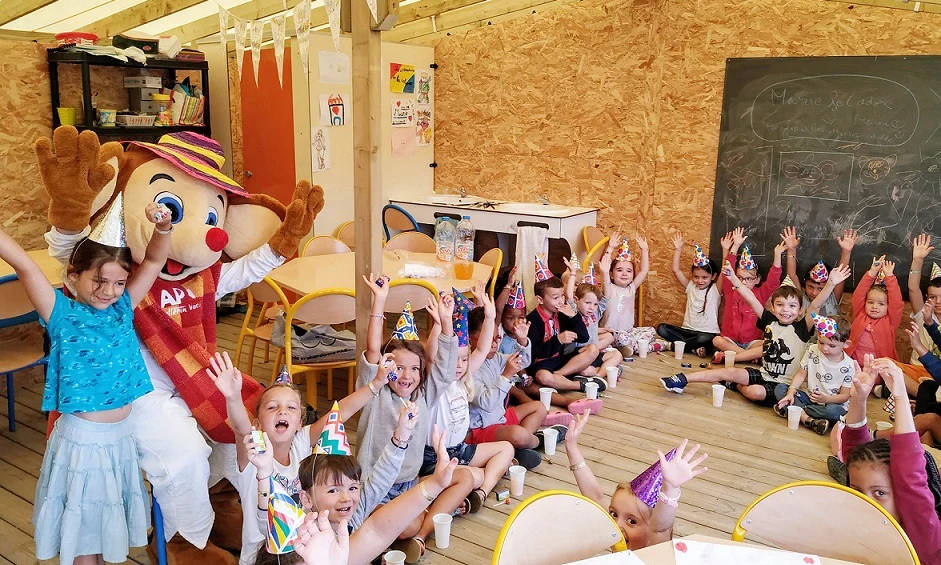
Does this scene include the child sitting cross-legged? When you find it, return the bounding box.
[562,256,623,373]
[847,255,904,370]
[781,226,858,318]
[773,314,854,435]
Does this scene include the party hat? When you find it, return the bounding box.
[781,275,798,288]
[274,365,291,385]
[392,302,420,341]
[534,255,553,282]
[737,246,756,271]
[89,192,128,248]
[931,262,941,281]
[808,260,829,283]
[506,282,526,309]
[266,477,305,554]
[874,268,886,285]
[453,288,474,348]
[615,239,633,263]
[582,263,598,286]
[810,312,838,338]
[569,253,581,273]
[314,401,351,455]
[630,448,678,508]
[692,244,709,268]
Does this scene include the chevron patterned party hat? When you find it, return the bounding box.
[314,401,351,455]
[266,478,305,553]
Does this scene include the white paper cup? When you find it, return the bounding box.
[605,366,619,389]
[539,387,556,410]
[585,381,599,400]
[637,339,650,358]
[724,350,736,368]
[787,405,803,430]
[542,427,559,455]
[384,550,407,565]
[509,465,526,496]
[712,384,725,407]
[673,341,685,359]
[433,513,453,549]
[876,421,894,432]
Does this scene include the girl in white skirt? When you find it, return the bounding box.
[0,196,170,564]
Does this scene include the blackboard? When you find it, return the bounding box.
[710,56,941,293]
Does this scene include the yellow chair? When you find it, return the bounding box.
[384,231,436,253]
[0,275,49,431]
[234,277,290,377]
[385,279,439,319]
[733,480,919,565]
[478,247,503,299]
[302,235,352,257]
[492,490,627,565]
[281,288,357,410]
[336,221,355,251]
[582,225,607,254]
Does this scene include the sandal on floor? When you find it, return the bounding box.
[543,410,574,427]
[452,497,471,517]
[572,376,607,392]
[468,488,486,513]
[694,347,707,358]
[567,398,603,415]
[401,537,425,564]
[712,351,725,364]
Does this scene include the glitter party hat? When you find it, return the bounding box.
[392,302,420,341]
[534,255,553,282]
[266,478,305,554]
[737,246,756,271]
[810,260,829,283]
[89,192,128,248]
[692,244,709,268]
[582,263,598,286]
[810,312,838,338]
[615,239,632,263]
[507,282,526,309]
[932,262,941,281]
[314,401,351,455]
[781,275,798,288]
[570,253,581,272]
[274,365,292,385]
[630,448,678,508]
[453,288,474,347]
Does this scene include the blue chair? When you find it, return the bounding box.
[0,274,49,431]
[152,493,168,565]
[381,204,420,241]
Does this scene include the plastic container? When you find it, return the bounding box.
[434,217,456,273]
[454,215,475,279]
[152,93,172,126]
[116,115,157,127]
[55,32,98,46]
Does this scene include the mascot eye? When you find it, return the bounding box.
[207,207,219,226]
[154,192,184,224]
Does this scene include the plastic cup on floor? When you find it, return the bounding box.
[724,350,736,368]
[433,513,453,549]
[509,465,526,496]
[542,427,559,455]
[384,550,407,565]
[673,341,685,359]
[637,339,650,358]
[787,405,803,430]
[539,387,556,410]
[585,381,599,400]
[876,421,894,432]
[712,384,725,407]
[605,366,619,389]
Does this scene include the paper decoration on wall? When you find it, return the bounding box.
[417,70,432,105]
[319,51,350,84]
[250,19,265,87]
[319,93,346,126]
[218,7,229,45]
[293,0,312,75]
[233,17,248,80]
[416,106,432,145]
[392,127,416,157]
[391,99,414,127]
[366,0,378,23]
[325,0,341,51]
[312,127,331,171]
[390,63,415,93]
[271,15,286,87]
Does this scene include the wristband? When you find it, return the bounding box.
[154,226,174,235]
[569,461,587,472]
[658,488,680,507]
[391,436,408,449]
[368,380,380,396]
[911,269,921,274]
[419,481,436,502]
[845,418,868,429]
[371,314,386,319]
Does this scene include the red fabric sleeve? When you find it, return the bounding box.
[889,432,941,565]
[853,272,875,317]
[840,423,872,462]
[884,275,904,328]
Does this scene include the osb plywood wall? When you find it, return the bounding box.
[227,51,245,184]
[433,0,941,357]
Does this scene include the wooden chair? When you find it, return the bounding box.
[478,247,503,299]
[336,221,355,251]
[384,231,436,253]
[233,277,290,377]
[301,235,351,257]
[733,480,919,565]
[492,490,627,565]
[0,275,49,431]
[582,225,607,254]
[282,288,357,409]
[385,279,439,334]
[382,204,420,241]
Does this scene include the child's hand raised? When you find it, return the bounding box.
[424,296,441,328]
[562,255,575,274]
[565,409,590,447]
[513,319,531,342]
[921,299,936,325]
[871,358,906,398]
[837,229,859,251]
[507,266,519,287]
[731,226,747,249]
[660,438,708,490]
[480,291,496,320]
[599,251,612,274]
[145,202,173,231]
[635,234,649,251]
[721,260,737,280]
[671,231,685,251]
[207,351,242,400]
[912,233,934,260]
[608,231,623,251]
[851,355,877,399]
[882,260,896,277]
[394,399,418,439]
[471,280,487,305]
[438,292,454,321]
[906,322,928,358]
[780,226,800,250]
[869,255,886,275]
[720,231,734,252]
[428,424,458,492]
[827,264,852,286]
[773,241,787,256]
[375,352,397,386]
[363,273,390,299]
[293,510,349,565]
[244,429,274,479]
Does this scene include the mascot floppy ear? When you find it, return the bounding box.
[224,180,325,260]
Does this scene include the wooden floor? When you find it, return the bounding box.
[0,312,892,565]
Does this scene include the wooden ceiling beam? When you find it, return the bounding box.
[0,28,54,42]
[0,0,57,26]
[83,0,205,39]
[385,0,573,42]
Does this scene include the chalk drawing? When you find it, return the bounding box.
[777,151,853,201]
[858,154,897,184]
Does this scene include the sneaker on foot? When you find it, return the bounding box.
[721,380,739,392]
[772,403,788,419]
[811,418,830,435]
[573,376,607,392]
[827,455,848,485]
[660,373,688,393]
[514,448,542,470]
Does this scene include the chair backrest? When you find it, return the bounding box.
[385,279,438,316]
[302,236,352,257]
[382,204,420,241]
[336,221,355,251]
[244,277,291,327]
[732,481,919,565]
[583,236,610,268]
[583,226,607,254]
[492,490,626,565]
[0,274,40,328]
[384,231,436,253]
[478,247,503,299]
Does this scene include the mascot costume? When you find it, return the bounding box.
[36,126,324,564]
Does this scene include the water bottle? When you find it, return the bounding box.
[434,217,456,274]
[455,215,475,280]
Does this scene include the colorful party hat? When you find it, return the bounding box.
[781,275,798,288]
[453,288,474,348]
[274,365,292,385]
[874,268,886,285]
[809,260,829,283]
[506,282,526,309]
[89,192,128,248]
[692,244,709,268]
[810,312,838,338]
[582,263,598,286]
[931,262,941,281]
[392,302,420,341]
[266,477,305,554]
[534,255,553,282]
[737,246,756,271]
[630,448,678,508]
[569,253,582,273]
[314,401,352,455]
[615,239,633,263]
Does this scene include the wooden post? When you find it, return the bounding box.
[351,0,383,354]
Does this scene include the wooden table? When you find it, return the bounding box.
[269,250,492,295]
[632,534,864,565]
[0,249,64,287]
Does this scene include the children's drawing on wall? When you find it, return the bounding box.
[392,127,416,157]
[390,62,415,93]
[311,127,331,171]
[416,106,432,146]
[319,50,350,84]
[416,70,432,104]
[319,93,346,126]
[391,99,414,127]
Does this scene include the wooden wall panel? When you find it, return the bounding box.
[227,51,245,185]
